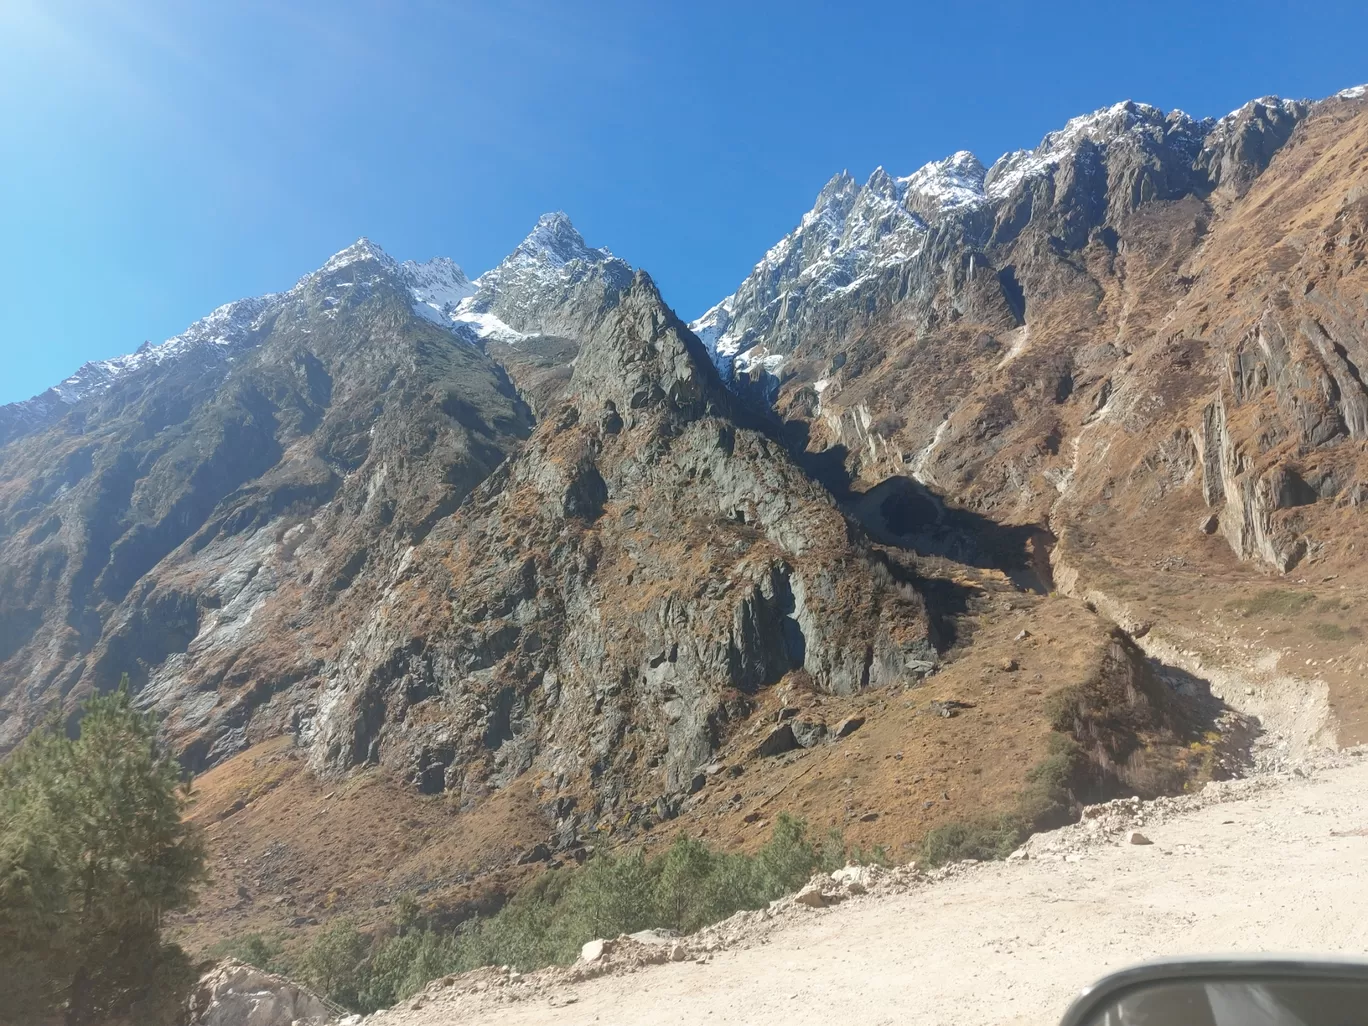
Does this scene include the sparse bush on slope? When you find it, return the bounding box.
[283,813,876,1013]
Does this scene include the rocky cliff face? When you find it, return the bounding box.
[0,238,534,758]
[5,86,1368,942]
[693,87,1368,578]
[305,270,934,835]
[0,217,934,837]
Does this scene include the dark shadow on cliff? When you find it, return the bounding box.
[784,422,1055,595]
[1142,653,1261,779]
[851,476,1055,593]
[867,546,980,652]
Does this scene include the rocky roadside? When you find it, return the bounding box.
[342,745,1368,1024]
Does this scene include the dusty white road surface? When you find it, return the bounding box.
[366,753,1368,1026]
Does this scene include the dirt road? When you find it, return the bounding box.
[367,753,1368,1026]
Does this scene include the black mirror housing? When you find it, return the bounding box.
[1061,957,1368,1026]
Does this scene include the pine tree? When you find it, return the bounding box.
[0,677,206,1024]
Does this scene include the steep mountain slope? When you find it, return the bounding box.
[693,87,1368,581]
[6,84,1366,961]
[303,269,936,828]
[0,240,534,757]
[0,216,937,815]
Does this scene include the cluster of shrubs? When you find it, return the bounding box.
[918,733,1081,865]
[220,816,888,1013]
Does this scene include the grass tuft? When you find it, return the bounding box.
[1225,589,1315,617]
[245,814,883,1013]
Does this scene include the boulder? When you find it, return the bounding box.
[830,863,886,895]
[1127,831,1154,845]
[791,718,828,748]
[833,715,865,739]
[755,723,800,757]
[580,937,616,962]
[794,882,832,908]
[517,842,551,864]
[185,960,335,1026]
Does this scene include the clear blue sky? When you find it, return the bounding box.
[1,0,1365,404]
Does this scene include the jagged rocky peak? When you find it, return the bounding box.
[1,214,639,449]
[567,269,720,418]
[691,165,936,374]
[0,290,282,447]
[476,212,631,295]
[509,210,613,268]
[456,212,635,341]
[688,91,1324,382]
[317,236,397,273]
[1198,96,1309,194]
[899,150,988,218]
[400,256,477,323]
[4,237,501,443]
[982,100,1200,201]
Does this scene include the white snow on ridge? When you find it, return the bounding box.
[898,150,987,212]
[692,297,735,362]
[320,237,397,274]
[449,309,527,344]
[445,211,631,345]
[984,100,1176,201]
[1338,84,1367,100]
[42,293,278,408]
[4,225,577,422]
[402,255,478,324]
[503,210,615,269]
[689,96,1225,376]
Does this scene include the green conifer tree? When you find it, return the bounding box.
[0,677,206,1025]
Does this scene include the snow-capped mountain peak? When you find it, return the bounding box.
[687,96,1269,380]
[401,256,477,323]
[898,150,987,215]
[2,214,637,439]
[505,211,615,270]
[438,213,632,344]
[319,236,397,274]
[983,99,1199,200]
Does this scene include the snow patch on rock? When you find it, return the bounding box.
[3,216,626,432]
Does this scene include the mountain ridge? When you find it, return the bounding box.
[0,214,628,445]
[4,80,1368,961]
[686,91,1348,382]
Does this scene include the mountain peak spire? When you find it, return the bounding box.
[508,211,614,269]
[319,237,396,274]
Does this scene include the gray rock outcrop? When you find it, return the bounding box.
[185,960,337,1026]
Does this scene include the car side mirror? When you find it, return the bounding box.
[1060,958,1368,1026]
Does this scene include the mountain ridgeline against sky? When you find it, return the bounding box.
[2,84,1368,885]
[689,95,1319,381]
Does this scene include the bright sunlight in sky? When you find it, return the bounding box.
[2,0,1366,403]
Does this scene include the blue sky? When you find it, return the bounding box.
[1,0,1365,404]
